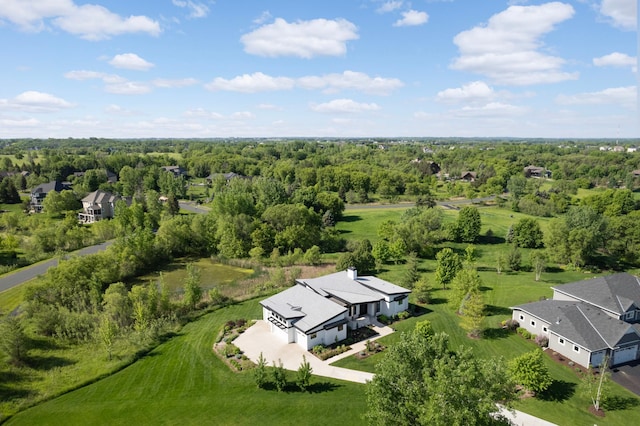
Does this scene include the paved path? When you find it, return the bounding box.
[235,320,557,426]
[0,240,113,293]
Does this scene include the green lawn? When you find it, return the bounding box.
[5,301,368,426]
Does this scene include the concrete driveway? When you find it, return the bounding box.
[234,320,394,384]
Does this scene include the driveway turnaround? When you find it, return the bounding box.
[234,320,394,384]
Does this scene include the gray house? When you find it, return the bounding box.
[260,268,411,350]
[511,273,640,367]
[30,181,71,213]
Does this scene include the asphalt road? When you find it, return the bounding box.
[0,240,113,293]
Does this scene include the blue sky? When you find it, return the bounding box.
[0,0,636,138]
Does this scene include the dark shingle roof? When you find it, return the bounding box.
[552,273,640,316]
[513,300,638,351]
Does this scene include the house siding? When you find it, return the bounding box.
[381,296,408,317]
[548,331,591,368]
[511,310,550,338]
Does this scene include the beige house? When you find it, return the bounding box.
[78,190,129,223]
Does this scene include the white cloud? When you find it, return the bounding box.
[593,52,637,71]
[310,99,381,114]
[104,104,140,116]
[256,103,280,110]
[0,118,40,127]
[53,4,160,40]
[454,102,527,117]
[0,91,74,112]
[556,86,637,108]
[0,1,160,40]
[377,1,403,13]
[241,18,358,58]
[451,2,578,85]
[436,81,496,103]
[172,0,209,19]
[152,78,198,88]
[297,71,403,95]
[104,81,151,95]
[64,70,126,84]
[253,10,272,25]
[393,10,429,27]
[183,108,255,121]
[599,0,637,30]
[205,72,295,93]
[231,111,255,119]
[109,53,154,71]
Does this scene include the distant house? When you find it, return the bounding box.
[613,146,625,153]
[260,268,411,350]
[524,165,551,178]
[627,147,638,153]
[30,181,71,213]
[206,172,245,184]
[161,165,187,177]
[78,190,130,223]
[460,171,477,182]
[632,170,640,178]
[511,273,640,368]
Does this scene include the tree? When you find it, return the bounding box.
[183,263,203,311]
[42,189,81,217]
[272,359,287,392]
[389,238,407,264]
[508,349,552,395]
[372,240,391,267]
[103,282,133,328]
[530,252,546,282]
[413,277,431,304]
[336,239,375,274]
[303,245,322,265]
[580,356,611,412]
[254,352,268,389]
[459,291,485,338]
[366,329,513,426]
[454,206,482,243]
[296,355,313,392]
[0,316,29,364]
[401,252,420,288]
[0,178,20,204]
[495,253,505,275]
[97,314,117,360]
[512,218,544,248]
[507,247,521,271]
[434,248,462,289]
[450,267,482,313]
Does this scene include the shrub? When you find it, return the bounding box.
[397,311,410,320]
[535,334,549,348]
[516,327,532,339]
[377,314,390,325]
[504,319,520,331]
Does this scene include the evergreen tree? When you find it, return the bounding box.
[296,355,313,392]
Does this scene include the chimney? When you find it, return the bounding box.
[347,267,357,280]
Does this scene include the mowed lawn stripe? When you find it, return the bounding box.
[6,302,368,426]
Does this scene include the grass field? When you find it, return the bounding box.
[5,301,368,426]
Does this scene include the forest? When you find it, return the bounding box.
[1,137,640,421]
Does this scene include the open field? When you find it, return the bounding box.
[5,301,368,426]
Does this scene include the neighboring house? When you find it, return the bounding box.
[30,181,71,213]
[511,273,640,368]
[632,170,640,178]
[78,189,130,223]
[627,147,638,153]
[613,146,625,152]
[260,268,411,350]
[206,172,245,184]
[460,171,477,182]
[524,165,551,178]
[161,165,187,177]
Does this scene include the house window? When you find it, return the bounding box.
[338,325,344,331]
[542,326,548,333]
[519,314,524,321]
[398,299,403,306]
[310,333,317,339]
[559,338,565,345]
[626,312,635,320]
[573,345,580,353]
[530,320,536,327]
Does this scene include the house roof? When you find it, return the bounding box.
[260,284,347,333]
[300,271,384,304]
[32,181,69,195]
[513,300,638,351]
[356,276,411,296]
[81,189,124,206]
[552,273,640,316]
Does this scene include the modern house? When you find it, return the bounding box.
[30,181,71,213]
[511,273,640,368]
[78,190,130,223]
[260,268,411,350]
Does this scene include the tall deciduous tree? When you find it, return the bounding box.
[435,248,462,289]
[453,206,482,243]
[512,218,544,248]
[366,328,513,426]
[450,267,482,313]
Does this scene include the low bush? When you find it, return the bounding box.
[397,310,410,320]
[535,334,549,348]
[504,319,519,331]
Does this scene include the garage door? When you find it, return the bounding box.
[613,345,638,365]
[590,351,606,367]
